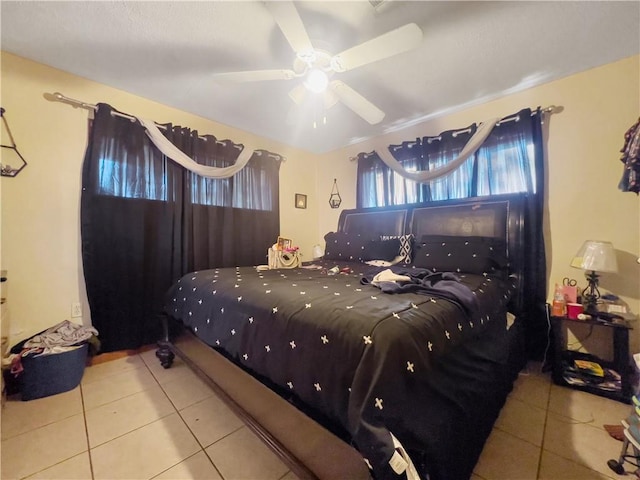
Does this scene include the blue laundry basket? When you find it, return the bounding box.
[20,343,88,401]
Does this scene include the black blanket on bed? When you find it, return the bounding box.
[166,260,516,479]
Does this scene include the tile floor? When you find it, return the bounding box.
[0,351,634,480]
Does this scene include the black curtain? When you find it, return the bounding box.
[355,140,427,208]
[356,152,388,208]
[81,104,280,352]
[476,109,548,358]
[525,109,548,359]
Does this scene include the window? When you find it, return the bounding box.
[476,143,536,196]
[96,134,279,211]
[97,156,170,201]
[357,110,540,208]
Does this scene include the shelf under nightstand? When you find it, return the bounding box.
[550,314,633,404]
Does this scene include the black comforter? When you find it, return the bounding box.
[166,261,516,479]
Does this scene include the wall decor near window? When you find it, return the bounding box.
[295,193,307,209]
[0,108,27,177]
[329,178,342,208]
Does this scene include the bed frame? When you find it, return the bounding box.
[156,193,529,480]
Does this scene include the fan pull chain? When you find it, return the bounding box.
[312,101,327,129]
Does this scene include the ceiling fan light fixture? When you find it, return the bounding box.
[330,56,346,73]
[217,3,423,126]
[304,69,328,93]
[296,50,317,64]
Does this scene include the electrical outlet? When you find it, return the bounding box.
[71,302,82,318]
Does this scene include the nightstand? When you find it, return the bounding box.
[550,314,632,404]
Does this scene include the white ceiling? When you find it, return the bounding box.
[2,1,639,154]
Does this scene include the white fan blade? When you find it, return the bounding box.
[323,89,339,110]
[213,69,296,83]
[330,23,422,73]
[330,80,385,125]
[288,84,307,105]
[265,1,314,57]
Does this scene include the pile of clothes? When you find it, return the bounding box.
[619,117,640,194]
[5,320,99,376]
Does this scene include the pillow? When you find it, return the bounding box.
[380,234,415,264]
[323,232,375,261]
[362,238,401,261]
[413,235,507,274]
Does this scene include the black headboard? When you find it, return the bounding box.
[338,207,408,237]
[336,194,526,314]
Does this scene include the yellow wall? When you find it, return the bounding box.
[317,55,640,353]
[0,52,321,343]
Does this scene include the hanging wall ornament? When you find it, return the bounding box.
[329,178,342,208]
[0,108,27,177]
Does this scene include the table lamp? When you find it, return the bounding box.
[570,240,618,314]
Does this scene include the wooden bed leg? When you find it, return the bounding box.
[155,315,175,369]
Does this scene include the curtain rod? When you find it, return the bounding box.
[43,92,285,160]
[350,105,560,161]
[43,92,225,145]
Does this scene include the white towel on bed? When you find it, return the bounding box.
[365,256,404,267]
[371,269,411,286]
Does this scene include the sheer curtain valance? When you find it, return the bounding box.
[138,118,256,178]
[374,117,499,183]
[137,117,283,178]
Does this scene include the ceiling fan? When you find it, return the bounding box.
[212,1,423,125]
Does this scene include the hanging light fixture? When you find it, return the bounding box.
[0,108,27,177]
[329,178,342,208]
[304,69,329,94]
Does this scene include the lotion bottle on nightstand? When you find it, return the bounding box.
[552,284,567,317]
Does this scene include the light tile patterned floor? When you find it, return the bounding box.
[0,352,634,480]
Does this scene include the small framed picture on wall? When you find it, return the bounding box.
[295,193,307,209]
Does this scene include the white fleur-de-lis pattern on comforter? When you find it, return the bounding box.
[166,260,515,479]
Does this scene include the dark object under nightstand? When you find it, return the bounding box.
[550,314,633,404]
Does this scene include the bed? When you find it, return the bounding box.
[157,194,530,480]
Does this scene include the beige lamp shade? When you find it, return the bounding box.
[570,240,618,273]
